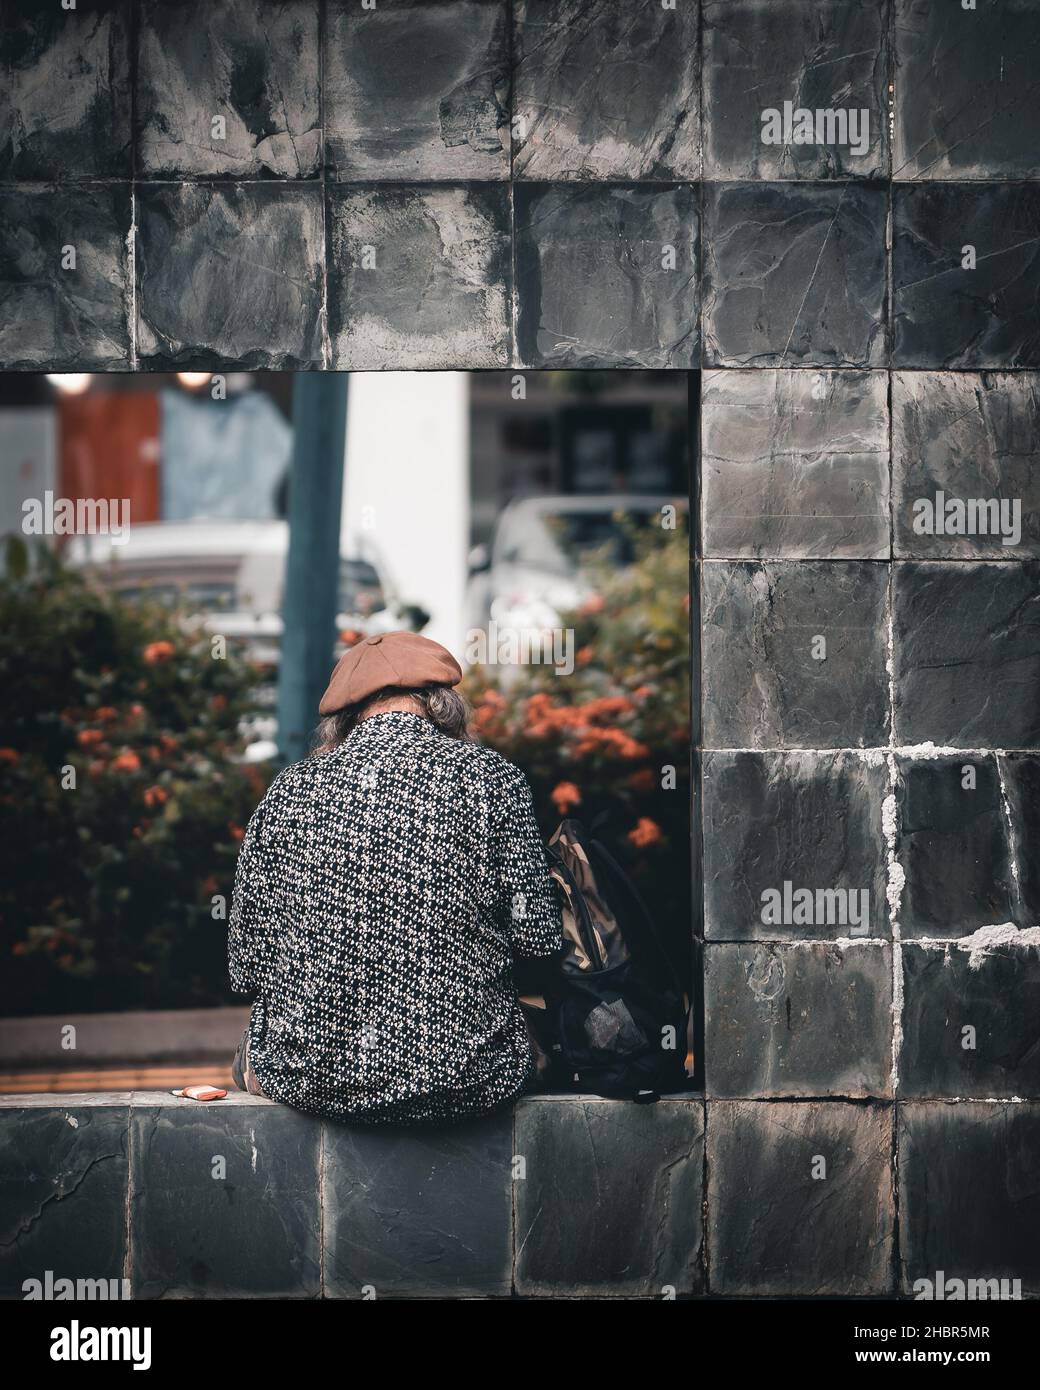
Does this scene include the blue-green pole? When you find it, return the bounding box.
[276,373,349,764]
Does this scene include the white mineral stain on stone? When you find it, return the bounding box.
[914,923,1040,968]
[957,923,1040,969]
[66,1115,79,1128]
[898,741,995,760]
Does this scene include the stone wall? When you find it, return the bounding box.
[2,0,1040,1297]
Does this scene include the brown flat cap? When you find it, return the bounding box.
[319,630,463,715]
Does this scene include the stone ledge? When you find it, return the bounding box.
[4,1095,1036,1299]
[0,1093,704,1300]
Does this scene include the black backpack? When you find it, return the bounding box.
[535,819,690,1101]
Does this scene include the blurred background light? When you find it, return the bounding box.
[45,373,91,396]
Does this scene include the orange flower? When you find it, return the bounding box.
[572,727,649,761]
[340,628,363,646]
[576,645,594,666]
[628,817,663,848]
[551,781,582,815]
[627,768,655,794]
[0,747,20,765]
[143,640,175,664]
[129,703,145,718]
[111,751,141,773]
[632,685,652,700]
[577,593,604,616]
[210,693,228,712]
[93,706,118,722]
[143,785,168,808]
[228,822,245,842]
[77,729,104,748]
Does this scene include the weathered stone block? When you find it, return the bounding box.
[323,1110,513,1298]
[136,0,320,178]
[899,1101,1040,1296]
[703,751,889,940]
[706,1100,895,1295]
[892,562,1040,749]
[893,184,1040,368]
[892,372,1040,559]
[701,561,890,748]
[705,943,893,1099]
[702,0,888,181]
[513,1096,703,1297]
[0,184,130,370]
[136,184,323,369]
[326,0,508,181]
[1002,754,1040,924]
[896,754,1016,938]
[0,1,131,178]
[514,183,698,368]
[702,182,887,367]
[130,1099,321,1298]
[512,0,699,181]
[894,0,1040,180]
[328,184,510,369]
[901,940,1040,1099]
[0,1102,129,1299]
[701,369,889,559]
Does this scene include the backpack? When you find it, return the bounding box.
[536,818,690,1101]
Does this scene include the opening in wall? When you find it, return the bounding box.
[0,368,698,1100]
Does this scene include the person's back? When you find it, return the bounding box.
[227,634,562,1125]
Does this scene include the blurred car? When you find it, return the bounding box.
[467,494,688,631]
[66,520,394,759]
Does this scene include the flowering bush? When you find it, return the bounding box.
[462,517,691,973]
[0,541,270,1015]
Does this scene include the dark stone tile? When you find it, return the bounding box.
[899,1102,1040,1297]
[0,0,131,178]
[893,372,1040,559]
[703,751,890,940]
[892,562,1040,749]
[0,184,131,369]
[136,184,323,369]
[701,561,890,748]
[136,0,319,178]
[705,943,892,1099]
[702,0,888,181]
[514,183,698,368]
[901,940,1040,1099]
[513,1097,703,1297]
[0,1104,128,1299]
[706,1100,895,1296]
[895,754,1016,939]
[328,184,510,369]
[1003,755,1040,924]
[323,1111,512,1298]
[894,0,1040,180]
[326,0,508,181]
[701,369,890,559]
[893,183,1040,369]
[130,1104,321,1298]
[702,182,887,367]
[512,0,699,181]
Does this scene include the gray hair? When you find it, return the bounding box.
[310,685,471,756]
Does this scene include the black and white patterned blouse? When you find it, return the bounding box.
[228,710,562,1124]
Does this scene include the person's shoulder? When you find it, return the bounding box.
[256,754,329,805]
[445,737,531,793]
